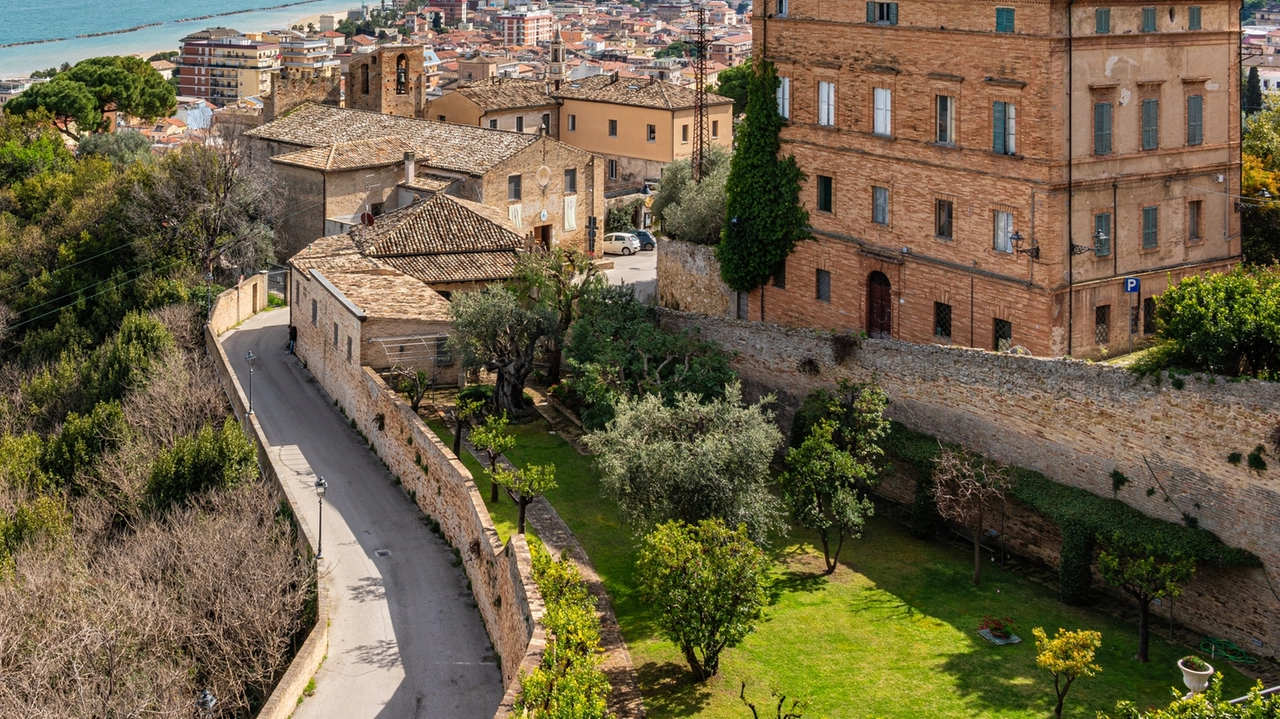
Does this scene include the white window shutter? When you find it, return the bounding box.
[509,204,523,229]
[1007,104,1017,154]
[563,196,577,230]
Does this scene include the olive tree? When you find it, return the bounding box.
[779,418,874,574]
[512,247,605,383]
[636,519,767,680]
[470,411,515,504]
[450,285,555,415]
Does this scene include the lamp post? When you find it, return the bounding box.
[1010,230,1039,260]
[244,351,256,415]
[196,689,216,718]
[204,272,213,323]
[315,476,328,560]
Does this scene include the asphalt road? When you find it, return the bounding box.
[223,309,502,719]
[603,247,656,302]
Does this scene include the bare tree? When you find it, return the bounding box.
[931,445,1012,586]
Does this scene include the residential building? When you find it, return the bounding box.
[178,28,280,106]
[750,1,1240,358]
[708,32,752,66]
[0,77,45,107]
[499,8,556,45]
[278,35,340,76]
[428,77,560,133]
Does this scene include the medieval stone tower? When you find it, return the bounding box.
[346,45,426,118]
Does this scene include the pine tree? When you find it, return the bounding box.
[718,60,808,293]
[1247,66,1264,115]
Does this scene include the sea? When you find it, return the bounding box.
[0,0,368,77]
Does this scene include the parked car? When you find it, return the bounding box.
[601,232,641,256]
[633,229,657,251]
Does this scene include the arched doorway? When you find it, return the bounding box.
[867,271,892,339]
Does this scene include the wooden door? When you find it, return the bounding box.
[867,271,892,339]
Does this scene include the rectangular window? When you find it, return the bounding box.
[1095,305,1111,344]
[438,114,447,121]
[866,1,898,24]
[1095,212,1112,256]
[1142,205,1159,248]
[993,209,1014,252]
[816,175,833,212]
[1094,101,1113,155]
[819,81,837,127]
[776,76,791,119]
[1141,98,1159,151]
[609,119,617,137]
[608,159,618,179]
[489,118,498,129]
[712,120,719,138]
[564,168,577,193]
[935,199,954,239]
[992,101,1017,155]
[508,174,522,201]
[935,302,953,341]
[516,116,524,132]
[777,0,787,16]
[435,335,454,366]
[773,258,786,288]
[994,319,1013,352]
[936,95,955,145]
[346,335,352,362]
[995,7,1015,33]
[647,123,656,142]
[872,186,889,225]
[1143,296,1157,334]
[1096,7,1111,33]
[1187,95,1204,145]
[1188,200,1203,240]
[1141,6,1156,31]
[333,321,338,347]
[1189,5,1202,29]
[681,124,689,142]
[815,269,831,302]
[736,291,749,320]
[569,113,577,131]
[873,87,891,135]
[542,113,550,132]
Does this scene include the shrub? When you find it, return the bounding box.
[1101,676,1280,718]
[1147,266,1280,378]
[146,418,257,509]
[1034,627,1102,719]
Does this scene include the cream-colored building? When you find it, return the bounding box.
[177,28,280,106]
[428,77,561,135]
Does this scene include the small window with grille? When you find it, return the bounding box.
[994,319,1013,352]
[934,302,952,341]
[1095,305,1110,345]
[816,269,831,302]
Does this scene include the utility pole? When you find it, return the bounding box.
[691,5,709,183]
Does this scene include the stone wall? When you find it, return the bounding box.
[656,239,732,317]
[263,70,342,123]
[208,272,269,333]
[659,309,1280,658]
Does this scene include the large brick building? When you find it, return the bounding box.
[746,1,1241,358]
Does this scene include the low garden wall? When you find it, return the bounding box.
[208,272,270,334]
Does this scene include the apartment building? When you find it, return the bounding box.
[751,1,1240,358]
[499,8,556,45]
[178,28,280,106]
[277,35,340,77]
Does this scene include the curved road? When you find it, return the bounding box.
[223,310,502,719]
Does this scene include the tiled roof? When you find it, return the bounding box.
[401,172,460,194]
[271,137,415,172]
[553,74,729,110]
[247,103,538,175]
[381,251,519,285]
[353,193,523,256]
[290,234,454,320]
[454,77,557,112]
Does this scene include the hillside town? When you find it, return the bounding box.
[1,1,1279,719]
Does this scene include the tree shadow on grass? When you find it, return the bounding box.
[634,660,713,717]
[768,569,828,605]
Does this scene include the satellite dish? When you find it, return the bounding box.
[361,212,375,227]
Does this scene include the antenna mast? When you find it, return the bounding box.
[691,4,709,183]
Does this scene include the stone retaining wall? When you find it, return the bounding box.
[655,239,732,317]
[659,309,1280,659]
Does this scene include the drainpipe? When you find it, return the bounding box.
[1112,180,1119,277]
[1067,0,1076,357]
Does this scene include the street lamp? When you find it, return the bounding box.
[204,272,213,323]
[315,476,328,560]
[1010,230,1040,259]
[244,351,256,415]
[196,689,216,718]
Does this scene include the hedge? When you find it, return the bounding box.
[881,422,1261,603]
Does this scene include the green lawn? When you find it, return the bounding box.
[425,418,537,545]
[452,416,1255,718]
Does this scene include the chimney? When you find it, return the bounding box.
[404,151,416,184]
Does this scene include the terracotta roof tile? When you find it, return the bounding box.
[452,77,557,112]
[381,251,519,285]
[353,193,523,256]
[553,74,730,110]
[270,137,416,171]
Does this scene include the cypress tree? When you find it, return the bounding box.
[718,60,809,293]
[1246,66,1263,115]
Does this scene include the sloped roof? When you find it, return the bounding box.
[554,74,730,110]
[381,252,520,285]
[271,137,415,172]
[454,77,557,112]
[354,193,523,256]
[246,102,538,175]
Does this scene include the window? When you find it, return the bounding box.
[647,123,656,142]
[311,298,317,326]
[1096,7,1111,33]
[435,336,454,366]
[773,258,786,288]
[1187,95,1204,145]
[995,7,1015,33]
[873,87,891,135]
[1095,212,1112,256]
[569,113,577,131]
[777,0,788,16]
[936,95,955,145]
[541,113,550,132]
[819,81,837,127]
[508,174,522,201]
[1143,296,1157,334]
[516,116,524,133]
[1141,98,1159,150]
[777,76,791,119]
[993,209,1014,252]
[608,159,618,180]
[866,2,898,24]
[1094,101,1113,154]
[815,269,831,302]
[1095,305,1111,344]
[935,199,954,239]
[1130,302,1141,335]
[438,114,447,121]
[1141,6,1156,31]
[609,119,617,136]
[370,202,384,217]
[1188,200,1203,240]
[564,168,577,193]
[489,119,498,129]
[1189,5,1201,29]
[816,175,833,212]
[361,64,370,94]
[934,302,953,341]
[346,335,353,362]
[992,101,1016,154]
[736,291,749,320]
[994,319,1013,352]
[1142,205,1159,248]
[681,124,689,142]
[333,321,338,347]
[712,120,719,138]
[872,186,889,225]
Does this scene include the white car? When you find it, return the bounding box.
[601,232,641,256]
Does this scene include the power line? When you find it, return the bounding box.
[11,256,176,318]
[5,258,184,331]
[0,240,137,297]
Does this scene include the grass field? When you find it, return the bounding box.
[434,415,1254,718]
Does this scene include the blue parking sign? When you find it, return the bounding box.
[1124,277,1140,294]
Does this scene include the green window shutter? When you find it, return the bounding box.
[888,2,898,25]
[1187,95,1204,145]
[1096,7,1110,33]
[996,7,1014,33]
[1142,98,1159,150]
[867,1,876,22]
[1142,6,1156,31]
[1095,213,1112,256]
[1142,206,1159,248]
[1094,102,1112,154]
[993,101,1006,154]
[1189,6,1201,29]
